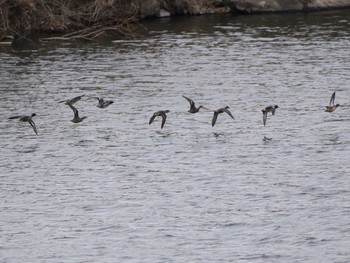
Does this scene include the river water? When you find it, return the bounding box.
[1,10,350,263]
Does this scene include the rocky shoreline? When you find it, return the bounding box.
[1,0,349,44]
[135,0,350,16]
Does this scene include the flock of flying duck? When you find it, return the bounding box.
[8,91,340,135]
[8,95,113,135]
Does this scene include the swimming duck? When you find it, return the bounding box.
[67,103,86,123]
[262,105,279,126]
[149,110,169,129]
[8,113,38,135]
[59,95,85,105]
[325,91,339,112]
[212,106,234,127]
[94,97,114,108]
[182,95,204,113]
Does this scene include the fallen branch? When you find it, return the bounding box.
[1,0,139,43]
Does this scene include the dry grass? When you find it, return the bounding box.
[0,0,139,42]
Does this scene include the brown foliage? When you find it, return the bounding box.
[0,0,138,42]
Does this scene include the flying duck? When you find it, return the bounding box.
[262,105,278,126]
[149,110,170,129]
[212,106,234,127]
[67,103,86,123]
[325,92,339,112]
[94,97,114,108]
[9,113,38,135]
[182,95,204,113]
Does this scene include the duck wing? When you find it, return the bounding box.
[212,112,219,127]
[60,95,85,104]
[28,120,38,135]
[160,112,167,129]
[262,110,267,126]
[223,108,235,119]
[149,113,157,125]
[68,103,79,118]
[183,95,196,108]
[8,115,22,120]
[72,94,85,101]
[330,91,336,106]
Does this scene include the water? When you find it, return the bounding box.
[1,10,350,263]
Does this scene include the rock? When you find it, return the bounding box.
[156,9,171,17]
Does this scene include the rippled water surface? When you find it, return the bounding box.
[1,10,350,263]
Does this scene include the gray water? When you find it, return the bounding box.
[1,10,350,263]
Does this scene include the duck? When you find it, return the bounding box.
[67,103,86,123]
[59,95,85,105]
[8,113,38,135]
[262,105,279,115]
[94,97,114,108]
[212,106,234,127]
[262,105,279,126]
[325,91,340,112]
[263,136,272,141]
[149,110,169,129]
[182,95,204,113]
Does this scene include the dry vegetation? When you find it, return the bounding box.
[1,0,349,43]
[0,0,140,42]
[0,0,236,42]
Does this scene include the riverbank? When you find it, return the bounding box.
[0,0,138,44]
[1,0,350,44]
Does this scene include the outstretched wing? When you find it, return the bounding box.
[8,115,22,120]
[68,103,79,118]
[60,94,85,105]
[160,113,167,129]
[330,91,336,106]
[223,108,235,119]
[212,112,218,127]
[183,95,195,107]
[28,120,38,135]
[72,94,85,102]
[149,114,157,125]
[262,110,267,126]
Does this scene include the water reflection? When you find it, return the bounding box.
[141,11,350,39]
